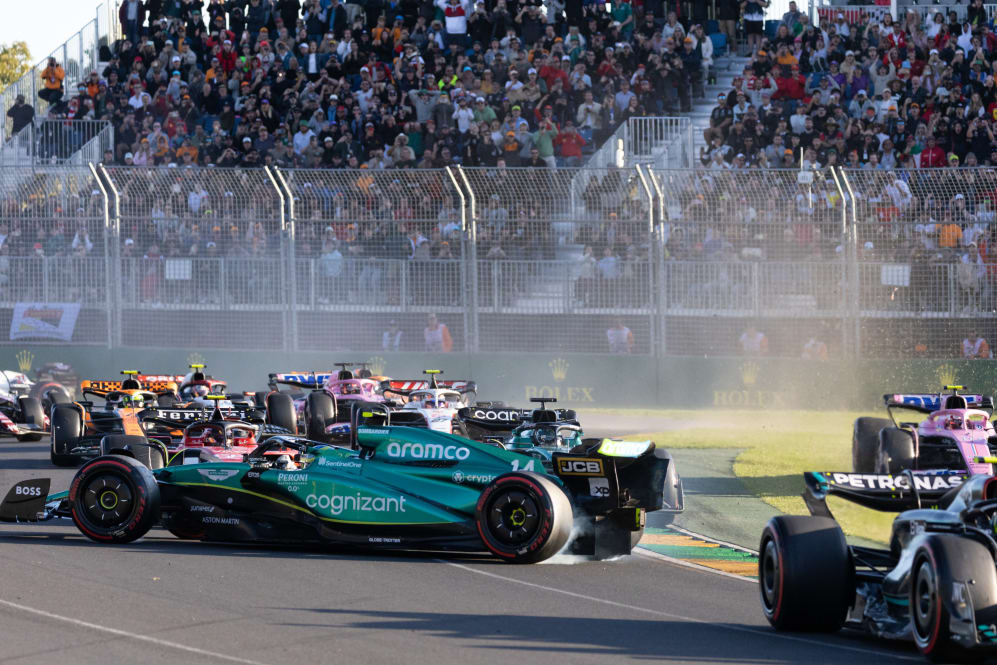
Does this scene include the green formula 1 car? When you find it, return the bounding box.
[0,403,676,562]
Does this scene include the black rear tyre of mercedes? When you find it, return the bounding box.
[69,454,160,543]
[50,404,82,467]
[15,396,45,441]
[759,515,853,631]
[475,472,572,564]
[265,392,297,434]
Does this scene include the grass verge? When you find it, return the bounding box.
[624,410,896,543]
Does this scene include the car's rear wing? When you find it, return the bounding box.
[81,379,178,398]
[884,393,994,413]
[268,372,331,390]
[382,379,477,397]
[802,470,971,518]
[139,406,259,426]
[457,406,531,433]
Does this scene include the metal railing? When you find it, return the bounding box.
[0,1,120,134]
[2,120,113,166]
[0,163,995,358]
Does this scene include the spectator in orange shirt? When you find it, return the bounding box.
[963,328,992,358]
[938,213,963,249]
[39,58,65,105]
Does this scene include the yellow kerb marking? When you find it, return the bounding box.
[686,559,758,576]
[641,534,720,547]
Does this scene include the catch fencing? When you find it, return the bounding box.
[0,163,991,359]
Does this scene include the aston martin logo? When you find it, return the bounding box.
[16,350,33,373]
[937,364,958,388]
[549,358,569,382]
[186,352,206,367]
[741,361,759,387]
[367,356,386,376]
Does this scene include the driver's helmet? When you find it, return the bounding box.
[424,398,437,408]
[274,454,296,470]
[192,384,209,398]
[126,393,145,408]
[202,429,220,445]
[946,415,963,429]
[342,383,360,394]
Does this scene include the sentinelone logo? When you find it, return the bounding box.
[386,441,470,460]
[306,492,407,515]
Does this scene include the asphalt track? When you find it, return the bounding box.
[0,418,927,665]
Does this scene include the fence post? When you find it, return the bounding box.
[271,167,297,352]
[89,162,113,348]
[98,163,122,346]
[647,167,667,355]
[265,166,292,351]
[445,166,474,352]
[839,168,861,357]
[635,164,658,357]
[456,166,479,353]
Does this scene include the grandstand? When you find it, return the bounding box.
[2,0,997,359]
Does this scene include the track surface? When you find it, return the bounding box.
[0,426,921,664]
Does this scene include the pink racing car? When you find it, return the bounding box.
[852,386,997,475]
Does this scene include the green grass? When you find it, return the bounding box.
[623,410,897,543]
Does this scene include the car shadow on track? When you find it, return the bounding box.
[269,608,918,663]
[686,475,801,498]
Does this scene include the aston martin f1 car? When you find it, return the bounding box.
[1,403,678,562]
[760,466,997,661]
[49,371,180,467]
[853,386,997,475]
[457,398,684,518]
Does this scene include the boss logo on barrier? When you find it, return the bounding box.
[15,485,42,497]
[556,458,604,476]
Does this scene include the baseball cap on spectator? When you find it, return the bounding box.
[856,90,867,97]
[950,154,961,163]
[124,238,135,246]
[528,68,537,74]
[242,137,252,143]
[125,152,134,160]
[562,55,571,60]
[863,241,874,250]
[324,136,334,143]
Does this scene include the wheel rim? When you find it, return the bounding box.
[913,559,937,643]
[760,538,780,612]
[79,473,135,527]
[487,489,541,545]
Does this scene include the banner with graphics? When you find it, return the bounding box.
[9,303,82,342]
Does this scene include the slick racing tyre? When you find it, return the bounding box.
[100,435,167,470]
[69,454,160,544]
[475,472,572,564]
[50,403,83,467]
[877,428,915,474]
[15,396,45,441]
[852,417,890,473]
[759,515,852,631]
[911,534,997,662]
[265,392,297,435]
[305,392,336,442]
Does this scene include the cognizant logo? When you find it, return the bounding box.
[306,493,407,515]
[386,441,470,460]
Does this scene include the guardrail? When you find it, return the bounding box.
[1,120,113,166]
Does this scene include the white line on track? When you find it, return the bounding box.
[439,560,922,662]
[633,546,757,583]
[0,598,269,665]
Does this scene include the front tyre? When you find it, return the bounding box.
[265,392,297,434]
[911,535,997,663]
[15,396,45,441]
[50,403,82,467]
[475,472,572,563]
[305,392,336,442]
[69,454,160,543]
[759,515,853,631]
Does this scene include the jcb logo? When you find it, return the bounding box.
[557,458,604,476]
[15,485,42,497]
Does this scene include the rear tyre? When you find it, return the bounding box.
[15,396,45,441]
[69,454,160,543]
[853,417,890,473]
[265,392,297,434]
[157,394,178,407]
[32,382,71,411]
[100,434,167,470]
[877,428,915,474]
[476,472,573,563]
[911,535,997,663]
[759,515,853,631]
[305,392,336,442]
[50,404,82,467]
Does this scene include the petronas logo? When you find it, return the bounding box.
[549,358,569,382]
[367,356,386,376]
[741,361,759,387]
[15,350,33,372]
[936,364,958,388]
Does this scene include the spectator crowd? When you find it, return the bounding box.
[14,0,714,171]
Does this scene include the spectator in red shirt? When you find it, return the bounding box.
[920,136,946,167]
[554,121,586,166]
